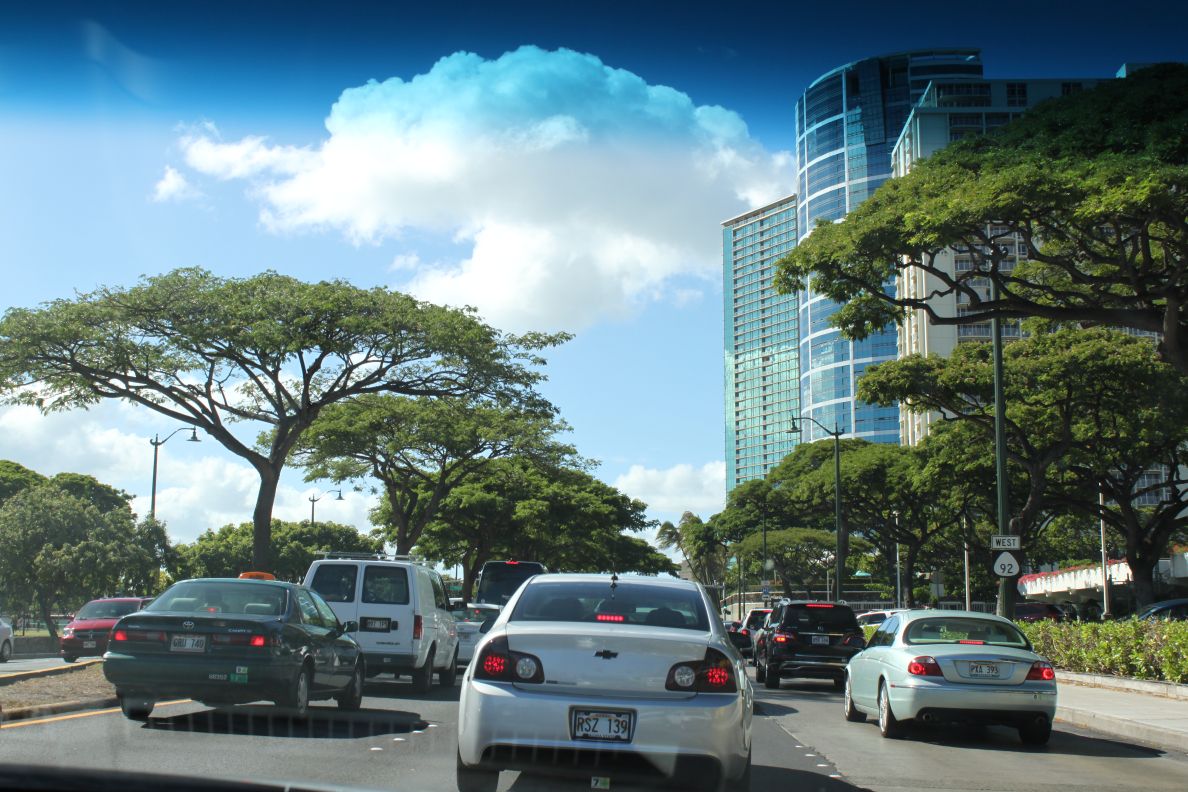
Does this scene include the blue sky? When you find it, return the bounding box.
[3,1,1188,545]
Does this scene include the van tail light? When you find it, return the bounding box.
[908,656,943,677]
[665,647,737,693]
[473,636,544,684]
[413,615,423,640]
[1026,661,1056,681]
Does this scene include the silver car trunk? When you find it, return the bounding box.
[930,645,1037,685]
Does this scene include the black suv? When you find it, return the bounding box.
[754,600,864,690]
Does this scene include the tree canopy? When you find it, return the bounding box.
[0,268,566,569]
[775,64,1188,373]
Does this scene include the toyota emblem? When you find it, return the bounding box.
[182,620,195,630]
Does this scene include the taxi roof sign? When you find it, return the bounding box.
[238,571,276,580]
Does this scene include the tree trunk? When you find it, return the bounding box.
[1127,552,1158,609]
[38,589,57,642]
[252,464,281,572]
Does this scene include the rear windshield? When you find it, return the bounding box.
[309,564,359,603]
[744,610,770,630]
[75,601,140,620]
[361,565,410,605]
[455,604,500,623]
[903,617,1029,648]
[146,581,288,616]
[781,604,858,631]
[510,581,709,631]
[476,562,546,605]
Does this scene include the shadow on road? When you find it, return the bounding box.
[499,766,870,791]
[754,699,799,716]
[362,677,461,703]
[874,720,1166,759]
[144,705,429,739]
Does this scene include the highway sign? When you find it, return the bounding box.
[991,535,1020,550]
[761,585,771,598]
[992,550,1023,578]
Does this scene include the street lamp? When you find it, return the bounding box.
[309,488,344,528]
[788,416,845,601]
[149,427,200,520]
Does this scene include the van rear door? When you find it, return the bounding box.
[357,563,414,658]
[306,562,361,625]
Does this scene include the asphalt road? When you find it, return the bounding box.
[0,668,1185,792]
[0,656,78,675]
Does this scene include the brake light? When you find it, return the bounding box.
[473,636,544,683]
[250,634,267,648]
[413,615,423,639]
[806,603,834,608]
[505,560,519,565]
[773,633,790,643]
[958,639,985,645]
[908,656,943,677]
[112,629,166,642]
[596,613,625,623]
[665,647,737,693]
[1026,661,1056,681]
[112,629,128,642]
[739,629,749,637]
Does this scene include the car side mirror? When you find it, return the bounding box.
[479,616,497,634]
[341,620,358,634]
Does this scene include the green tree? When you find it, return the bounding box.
[296,394,567,555]
[775,65,1188,373]
[654,511,725,587]
[0,484,170,638]
[0,460,46,503]
[46,472,131,513]
[736,528,869,598]
[173,519,384,583]
[0,268,565,569]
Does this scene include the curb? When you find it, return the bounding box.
[1058,670,1188,701]
[0,659,102,686]
[1056,704,1188,755]
[0,696,118,724]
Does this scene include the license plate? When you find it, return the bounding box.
[571,709,634,742]
[811,634,830,646]
[968,662,999,678]
[82,640,97,649]
[170,635,206,653]
[361,617,391,632]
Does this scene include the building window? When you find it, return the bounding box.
[1006,82,1028,107]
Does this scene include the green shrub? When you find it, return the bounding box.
[1020,620,1188,683]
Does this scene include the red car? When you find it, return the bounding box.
[60,597,154,662]
[1013,602,1066,623]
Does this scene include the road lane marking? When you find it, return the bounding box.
[0,700,191,730]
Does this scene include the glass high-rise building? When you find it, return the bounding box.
[794,49,983,443]
[723,194,798,490]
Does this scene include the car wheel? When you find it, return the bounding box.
[119,694,154,721]
[0,640,11,662]
[843,675,866,723]
[878,681,902,738]
[337,663,364,712]
[763,663,780,689]
[754,656,766,683]
[1019,715,1052,746]
[62,655,77,664]
[438,647,459,687]
[456,749,499,792]
[280,664,311,718]
[411,647,435,694]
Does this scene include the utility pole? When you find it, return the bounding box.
[991,276,1013,619]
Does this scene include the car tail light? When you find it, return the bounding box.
[665,648,737,693]
[958,639,985,645]
[596,613,625,623]
[112,629,166,642]
[111,629,128,642]
[908,656,943,677]
[413,615,423,639]
[473,636,544,684]
[806,603,834,608]
[1026,661,1056,681]
[739,628,749,637]
[249,634,267,647]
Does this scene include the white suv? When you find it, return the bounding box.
[304,555,458,692]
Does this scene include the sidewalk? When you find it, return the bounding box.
[1057,676,1188,754]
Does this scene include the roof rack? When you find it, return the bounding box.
[317,551,423,563]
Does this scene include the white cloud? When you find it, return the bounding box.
[175,46,793,331]
[151,166,200,202]
[613,460,726,520]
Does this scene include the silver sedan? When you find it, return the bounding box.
[844,610,1057,745]
[456,574,753,792]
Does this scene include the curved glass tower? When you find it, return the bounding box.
[794,49,983,443]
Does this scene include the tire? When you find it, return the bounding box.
[754,657,766,683]
[843,675,866,723]
[456,749,499,792]
[1019,715,1052,746]
[723,746,752,792]
[120,694,154,721]
[438,647,459,687]
[280,664,311,718]
[411,647,435,694]
[763,663,780,690]
[877,681,902,738]
[62,655,77,664]
[337,663,364,712]
[0,640,11,663]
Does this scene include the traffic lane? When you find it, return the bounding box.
[755,674,1188,792]
[0,677,465,792]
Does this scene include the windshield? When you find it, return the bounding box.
[903,617,1031,649]
[510,581,710,631]
[145,582,288,616]
[74,601,139,620]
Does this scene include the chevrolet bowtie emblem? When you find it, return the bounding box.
[594,649,618,659]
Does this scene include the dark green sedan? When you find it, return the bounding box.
[103,578,363,720]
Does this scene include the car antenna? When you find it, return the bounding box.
[609,572,619,599]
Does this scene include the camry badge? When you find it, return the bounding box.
[182,620,195,630]
[594,650,618,660]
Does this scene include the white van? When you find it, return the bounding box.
[304,554,458,692]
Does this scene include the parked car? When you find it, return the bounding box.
[60,597,154,662]
[456,574,753,792]
[1012,602,1065,623]
[305,554,459,691]
[1136,598,1188,621]
[733,607,771,658]
[843,610,1057,745]
[453,603,502,667]
[754,600,865,690]
[857,609,906,627]
[0,616,13,663]
[103,578,363,720]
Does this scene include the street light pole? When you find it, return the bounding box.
[308,489,344,528]
[1099,486,1112,619]
[149,427,200,521]
[892,510,902,609]
[990,273,1013,618]
[789,416,845,602]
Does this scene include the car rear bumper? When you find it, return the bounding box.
[769,655,851,679]
[60,637,109,657]
[104,652,296,702]
[888,679,1057,722]
[458,679,751,784]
